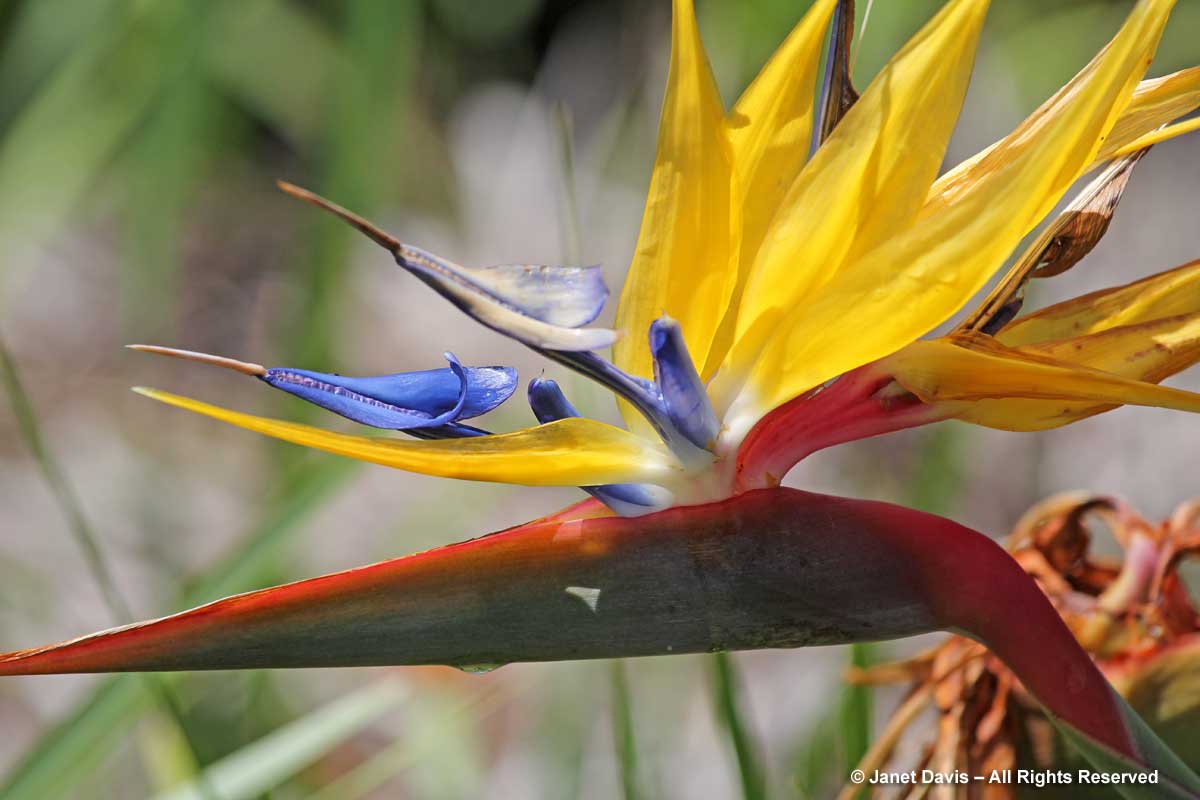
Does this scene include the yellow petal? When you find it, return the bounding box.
[707,0,837,376]
[612,0,738,432]
[724,0,1173,432]
[135,388,679,487]
[1104,114,1200,160]
[939,66,1200,189]
[882,332,1200,432]
[1000,258,1200,346]
[982,314,1200,428]
[925,1,1172,214]
[715,0,988,409]
[1026,313,1200,381]
[1095,66,1200,162]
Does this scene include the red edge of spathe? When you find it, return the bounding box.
[734,366,948,490]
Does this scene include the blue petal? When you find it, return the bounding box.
[400,248,616,350]
[587,481,674,517]
[471,263,608,327]
[407,423,492,439]
[540,349,682,438]
[527,376,583,422]
[528,378,674,516]
[278,185,700,447]
[649,317,720,449]
[277,185,717,455]
[278,183,616,351]
[262,354,516,430]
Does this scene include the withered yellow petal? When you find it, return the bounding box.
[957,150,1147,336]
[882,332,1200,432]
[709,0,837,375]
[725,0,1173,431]
[984,314,1200,429]
[1095,66,1200,162]
[613,0,738,431]
[1025,313,1200,382]
[1001,259,1200,346]
[716,0,987,407]
[135,388,678,487]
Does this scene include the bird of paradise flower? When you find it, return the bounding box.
[4,0,1200,790]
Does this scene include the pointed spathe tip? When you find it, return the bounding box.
[127,345,267,376]
[276,180,402,253]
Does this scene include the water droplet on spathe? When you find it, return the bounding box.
[455,663,505,675]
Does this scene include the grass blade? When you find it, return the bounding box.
[838,643,874,787]
[0,675,143,800]
[152,681,409,800]
[284,1,419,372]
[791,708,841,800]
[0,458,358,800]
[202,0,338,151]
[0,2,205,293]
[552,103,583,267]
[305,680,513,800]
[0,338,128,619]
[610,660,641,800]
[117,39,218,341]
[710,652,766,800]
[0,336,219,798]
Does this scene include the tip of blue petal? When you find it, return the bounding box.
[648,315,681,353]
[128,345,267,376]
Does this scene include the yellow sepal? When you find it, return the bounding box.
[1000,259,1200,346]
[134,388,679,487]
[923,0,1172,216]
[980,314,1200,429]
[1025,313,1200,381]
[1096,66,1200,162]
[612,0,738,433]
[708,0,837,376]
[1105,115,1200,160]
[939,66,1200,187]
[882,330,1200,432]
[714,0,988,411]
[724,0,1173,431]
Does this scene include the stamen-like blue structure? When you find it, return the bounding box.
[528,378,674,516]
[649,317,720,450]
[277,183,617,352]
[261,353,516,431]
[275,183,724,506]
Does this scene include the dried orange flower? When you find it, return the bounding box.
[846,493,1200,798]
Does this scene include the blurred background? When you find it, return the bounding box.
[0,0,1197,797]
